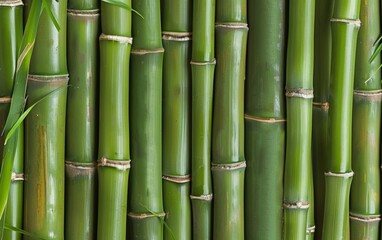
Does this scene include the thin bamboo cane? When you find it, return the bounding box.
[283,0,315,239]
[161,1,192,237]
[244,0,286,239]
[190,0,215,239]
[349,0,381,237]
[128,0,165,238]
[23,1,68,239]
[65,0,99,238]
[322,0,361,238]
[213,0,247,239]
[97,1,132,239]
[312,0,333,238]
[0,1,23,239]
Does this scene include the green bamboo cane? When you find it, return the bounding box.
[128,0,165,239]
[161,1,192,239]
[244,0,286,239]
[23,1,68,239]
[312,0,333,238]
[212,1,247,239]
[283,0,315,239]
[0,1,24,239]
[321,0,361,238]
[190,0,215,239]
[349,0,381,237]
[65,0,99,239]
[97,1,132,239]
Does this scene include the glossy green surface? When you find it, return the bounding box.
[101,0,131,36]
[161,0,192,32]
[68,0,99,10]
[215,0,246,23]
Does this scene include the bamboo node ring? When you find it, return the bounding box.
[285,89,313,99]
[11,172,24,181]
[128,212,166,219]
[330,18,361,27]
[244,114,286,123]
[97,157,131,171]
[0,0,23,6]
[162,174,191,183]
[65,161,96,170]
[67,9,100,16]
[324,171,354,178]
[283,201,310,209]
[306,226,316,234]
[190,194,213,201]
[211,161,246,171]
[353,89,382,101]
[131,48,165,55]
[190,59,216,66]
[0,97,12,103]
[99,33,133,44]
[349,212,381,222]
[215,22,248,30]
[162,32,192,41]
[28,74,69,83]
[312,102,329,111]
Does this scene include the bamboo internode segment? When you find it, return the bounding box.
[349,212,381,222]
[10,172,24,181]
[285,89,314,99]
[312,101,329,111]
[162,175,191,183]
[190,194,213,201]
[99,33,133,44]
[67,8,99,16]
[128,212,166,219]
[0,0,22,6]
[244,114,286,123]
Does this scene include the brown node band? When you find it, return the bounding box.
[211,161,246,171]
[28,74,69,83]
[98,157,131,170]
[11,172,24,181]
[67,9,100,16]
[0,97,12,103]
[215,22,248,30]
[244,114,286,123]
[162,32,192,41]
[324,171,354,178]
[349,212,381,223]
[283,201,310,209]
[0,0,22,6]
[190,194,213,201]
[131,48,165,55]
[353,89,382,101]
[128,212,166,219]
[190,59,216,65]
[312,102,329,111]
[306,226,316,234]
[99,33,133,44]
[285,89,314,99]
[330,18,361,27]
[162,174,191,183]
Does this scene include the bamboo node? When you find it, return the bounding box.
[131,48,165,55]
[283,201,309,209]
[306,226,315,234]
[330,18,361,27]
[215,22,249,30]
[162,174,191,183]
[162,32,192,41]
[190,194,213,201]
[0,97,12,103]
[0,0,22,6]
[353,89,382,101]
[99,33,133,44]
[324,171,354,178]
[211,161,246,171]
[244,114,286,123]
[128,212,166,219]
[67,9,100,16]
[11,172,24,181]
[312,102,329,111]
[349,212,381,222]
[190,59,216,66]
[97,157,131,171]
[28,74,69,83]
[65,161,96,177]
[285,89,313,99]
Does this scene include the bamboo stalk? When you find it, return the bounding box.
[190,0,215,239]
[23,0,68,239]
[65,1,99,238]
[349,0,381,237]
[244,0,286,239]
[0,1,23,239]
[97,1,132,239]
[212,0,247,239]
[283,0,315,239]
[128,0,165,238]
[322,0,361,238]
[312,0,333,238]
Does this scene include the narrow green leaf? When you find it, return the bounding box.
[42,0,60,31]
[101,0,144,19]
[4,225,48,240]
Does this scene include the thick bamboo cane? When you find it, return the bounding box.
[65,0,99,239]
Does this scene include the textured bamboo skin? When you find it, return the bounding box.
[23,1,68,239]
[162,37,192,239]
[312,0,333,237]
[0,2,23,240]
[322,0,361,238]
[283,0,315,239]
[129,1,164,238]
[65,5,99,240]
[349,0,381,237]
[190,0,215,239]
[244,0,285,239]
[213,0,247,238]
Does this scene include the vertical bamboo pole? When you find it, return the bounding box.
[161,1,192,239]
[212,0,247,239]
[244,0,286,239]
[190,0,215,239]
[128,0,165,239]
[23,0,68,239]
[349,0,381,237]
[283,0,315,239]
[322,0,361,238]
[65,0,99,239]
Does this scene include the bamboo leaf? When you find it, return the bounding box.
[4,225,48,240]
[101,0,144,19]
[369,36,382,63]
[42,0,60,31]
